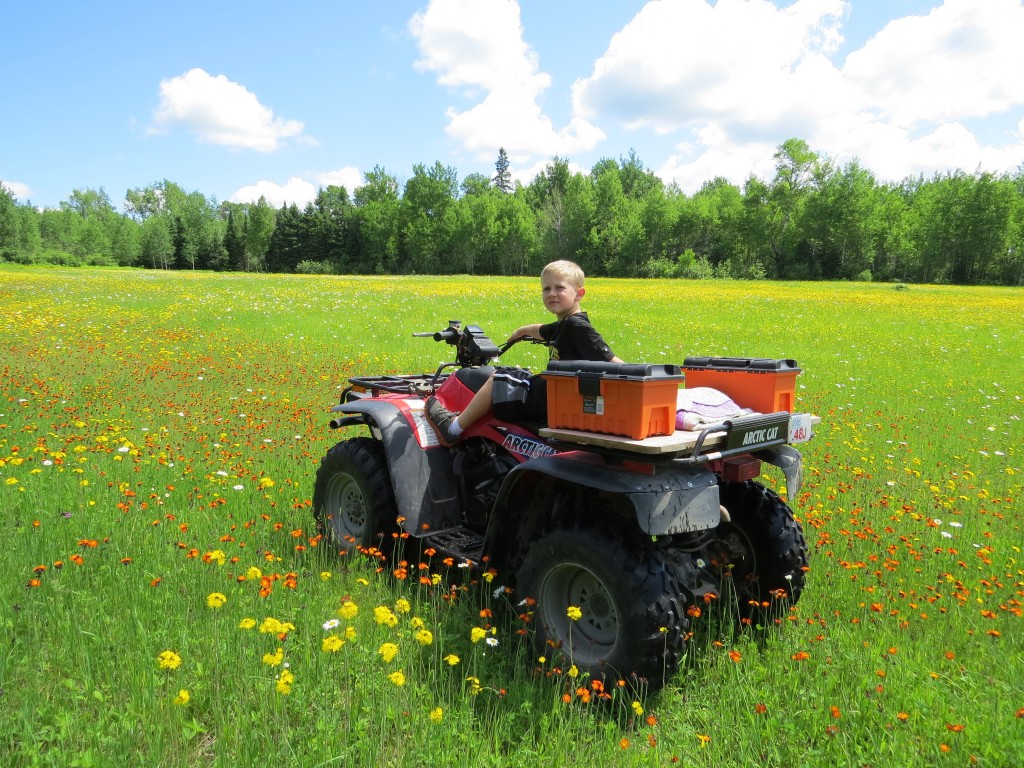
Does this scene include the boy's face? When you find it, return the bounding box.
[541,273,584,319]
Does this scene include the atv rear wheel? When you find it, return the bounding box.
[714,481,809,619]
[516,525,689,689]
[313,437,397,556]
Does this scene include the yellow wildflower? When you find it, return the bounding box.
[374,606,398,627]
[395,598,411,614]
[239,617,256,630]
[173,689,190,706]
[470,627,487,643]
[429,707,443,723]
[276,669,294,695]
[388,670,406,687]
[443,654,460,666]
[338,600,358,620]
[414,629,433,646]
[567,606,582,621]
[322,635,344,653]
[206,592,227,609]
[158,650,182,670]
[378,642,399,663]
[263,648,284,667]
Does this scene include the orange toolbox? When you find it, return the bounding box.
[543,361,685,440]
[681,357,800,413]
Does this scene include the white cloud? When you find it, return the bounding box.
[230,177,317,207]
[151,68,307,152]
[1,179,32,201]
[569,0,1024,191]
[317,166,364,195]
[409,0,604,163]
[844,0,1024,126]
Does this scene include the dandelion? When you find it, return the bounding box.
[173,689,190,706]
[320,571,331,581]
[429,707,443,723]
[568,664,579,679]
[470,627,487,643]
[374,606,398,627]
[567,605,582,621]
[345,626,358,640]
[378,643,399,663]
[206,592,227,609]
[263,648,284,667]
[203,550,226,566]
[276,669,294,695]
[339,600,358,620]
[632,700,644,717]
[466,676,481,695]
[259,617,296,636]
[239,617,256,630]
[414,629,433,646]
[322,635,344,653]
[246,566,263,580]
[388,670,406,687]
[394,598,411,614]
[158,650,182,670]
[443,654,460,666]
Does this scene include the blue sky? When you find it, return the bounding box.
[4,0,1023,210]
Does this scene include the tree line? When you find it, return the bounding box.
[2,140,1023,285]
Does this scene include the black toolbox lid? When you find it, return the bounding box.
[682,356,799,373]
[544,360,684,379]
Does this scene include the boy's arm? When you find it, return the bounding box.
[507,324,543,343]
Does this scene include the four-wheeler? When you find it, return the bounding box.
[313,320,814,691]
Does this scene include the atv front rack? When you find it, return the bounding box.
[344,374,449,399]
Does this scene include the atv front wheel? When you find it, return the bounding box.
[516,526,689,689]
[714,481,809,619]
[313,437,397,556]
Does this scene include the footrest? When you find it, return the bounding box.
[426,527,485,562]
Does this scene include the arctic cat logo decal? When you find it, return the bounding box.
[741,426,780,445]
[501,434,557,459]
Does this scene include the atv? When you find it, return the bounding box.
[313,319,814,691]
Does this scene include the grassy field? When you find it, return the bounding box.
[1,266,1021,767]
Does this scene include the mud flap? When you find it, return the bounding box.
[753,444,804,499]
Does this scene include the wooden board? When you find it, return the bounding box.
[538,426,727,455]
[540,415,820,457]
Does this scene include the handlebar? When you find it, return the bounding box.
[412,320,548,368]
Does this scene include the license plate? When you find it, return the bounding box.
[788,412,813,443]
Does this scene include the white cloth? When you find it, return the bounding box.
[675,387,752,431]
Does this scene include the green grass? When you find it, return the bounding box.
[1,266,1022,767]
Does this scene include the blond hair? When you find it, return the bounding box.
[541,260,585,289]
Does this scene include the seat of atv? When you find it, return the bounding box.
[454,366,495,393]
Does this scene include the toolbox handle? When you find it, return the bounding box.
[577,371,604,397]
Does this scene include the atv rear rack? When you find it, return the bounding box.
[540,412,818,464]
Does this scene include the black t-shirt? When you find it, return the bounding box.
[539,311,615,362]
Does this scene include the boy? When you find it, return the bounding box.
[426,259,622,445]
